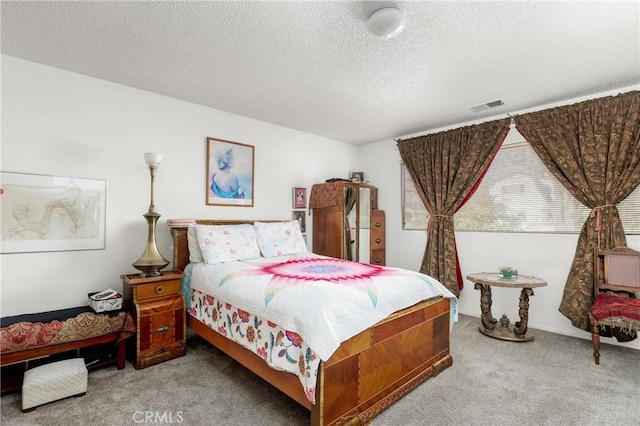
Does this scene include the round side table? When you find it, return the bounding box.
[466,272,547,341]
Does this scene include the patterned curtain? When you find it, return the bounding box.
[397,119,510,296]
[516,91,640,332]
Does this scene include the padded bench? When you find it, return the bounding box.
[1,306,135,394]
[22,358,88,412]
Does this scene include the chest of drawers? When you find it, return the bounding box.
[370,209,386,266]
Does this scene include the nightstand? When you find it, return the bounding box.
[121,271,186,369]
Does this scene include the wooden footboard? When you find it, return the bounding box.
[169,220,453,425]
[312,296,451,425]
[187,297,450,426]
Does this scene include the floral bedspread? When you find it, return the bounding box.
[189,288,320,403]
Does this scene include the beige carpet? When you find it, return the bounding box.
[2,314,639,426]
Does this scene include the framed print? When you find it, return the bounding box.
[0,172,106,254]
[293,187,307,209]
[207,137,255,206]
[292,210,306,233]
[351,172,364,183]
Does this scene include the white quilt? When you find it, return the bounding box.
[188,253,457,361]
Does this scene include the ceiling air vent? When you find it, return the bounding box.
[469,99,504,113]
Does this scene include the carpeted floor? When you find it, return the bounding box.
[1,314,639,426]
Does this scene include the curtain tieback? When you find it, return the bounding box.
[427,214,453,233]
[590,204,615,248]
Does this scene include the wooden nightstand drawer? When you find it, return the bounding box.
[136,279,181,301]
[138,296,184,353]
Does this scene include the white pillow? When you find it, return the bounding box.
[254,221,308,258]
[187,225,205,263]
[195,224,261,265]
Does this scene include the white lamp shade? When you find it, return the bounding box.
[144,152,162,167]
[367,7,406,39]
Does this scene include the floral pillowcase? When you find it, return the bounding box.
[253,220,308,258]
[195,224,261,265]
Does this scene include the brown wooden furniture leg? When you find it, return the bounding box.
[474,283,497,331]
[591,323,601,365]
[513,288,533,336]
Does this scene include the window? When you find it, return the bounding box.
[401,142,640,233]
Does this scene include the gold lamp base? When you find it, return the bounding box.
[132,211,170,277]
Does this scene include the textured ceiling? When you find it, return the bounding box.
[2,1,639,145]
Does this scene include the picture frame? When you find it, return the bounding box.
[0,172,107,254]
[207,137,255,207]
[292,210,306,233]
[292,187,307,209]
[351,172,364,183]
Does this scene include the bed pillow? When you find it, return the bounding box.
[195,224,261,265]
[187,225,205,263]
[254,220,308,258]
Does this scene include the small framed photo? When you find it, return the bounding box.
[292,187,307,209]
[351,172,364,183]
[292,210,306,233]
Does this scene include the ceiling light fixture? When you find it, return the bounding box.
[367,7,406,39]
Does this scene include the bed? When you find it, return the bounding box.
[168,219,456,426]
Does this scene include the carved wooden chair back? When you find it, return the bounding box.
[590,246,640,364]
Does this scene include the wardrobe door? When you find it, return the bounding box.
[312,205,344,259]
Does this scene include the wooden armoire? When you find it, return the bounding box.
[309,181,385,265]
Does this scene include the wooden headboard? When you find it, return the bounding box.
[167,219,286,272]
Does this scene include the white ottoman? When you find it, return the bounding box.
[22,358,88,412]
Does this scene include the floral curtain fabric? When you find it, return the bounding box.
[516,91,640,332]
[397,119,510,296]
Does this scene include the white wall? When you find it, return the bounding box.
[1,55,357,316]
[358,100,640,350]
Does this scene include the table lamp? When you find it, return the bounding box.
[132,152,170,277]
